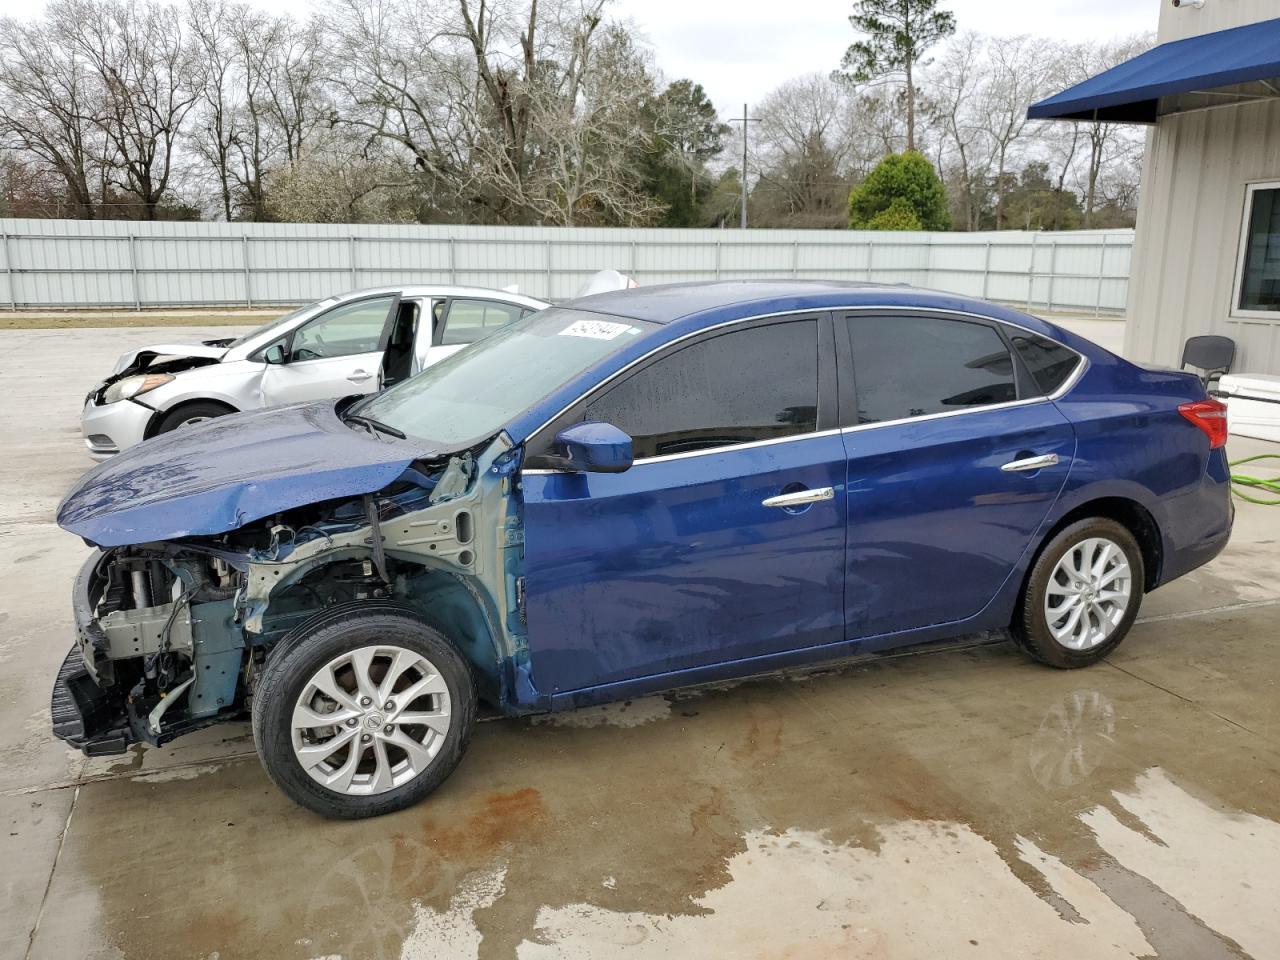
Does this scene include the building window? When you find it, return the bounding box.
[1237,184,1280,315]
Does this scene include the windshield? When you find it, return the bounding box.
[227,298,337,349]
[352,308,653,446]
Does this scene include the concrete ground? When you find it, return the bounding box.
[2,319,1278,960]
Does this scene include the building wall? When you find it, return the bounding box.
[1126,0,1280,371]
[1157,0,1276,41]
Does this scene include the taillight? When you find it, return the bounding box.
[1178,398,1229,449]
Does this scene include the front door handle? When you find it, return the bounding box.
[1001,453,1060,473]
[762,486,835,508]
[347,369,373,383]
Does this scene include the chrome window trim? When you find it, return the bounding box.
[520,304,1088,473]
[523,427,845,473]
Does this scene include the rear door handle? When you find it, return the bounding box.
[1001,453,1060,473]
[762,486,835,508]
[347,369,373,383]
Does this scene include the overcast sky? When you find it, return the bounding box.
[620,0,1158,116]
[0,0,1159,117]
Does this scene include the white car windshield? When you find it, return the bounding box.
[227,298,338,349]
[351,308,654,446]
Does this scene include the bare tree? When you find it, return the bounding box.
[188,0,242,219]
[929,32,989,231]
[466,23,660,224]
[1056,35,1152,227]
[52,0,199,219]
[751,74,857,228]
[0,14,107,217]
[983,34,1051,229]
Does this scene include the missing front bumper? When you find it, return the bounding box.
[50,645,134,756]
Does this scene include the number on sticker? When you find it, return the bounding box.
[558,319,634,341]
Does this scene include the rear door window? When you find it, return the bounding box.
[442,299,527,345]
[846,314,1017,425]
[582,319,819,459]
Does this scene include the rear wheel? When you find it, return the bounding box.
[252,609,476,819]
[1012,518,1144,668]
[154,401,233,434]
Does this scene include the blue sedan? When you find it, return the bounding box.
[53,282,1233,818]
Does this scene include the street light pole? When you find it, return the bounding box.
[729,102,760,229]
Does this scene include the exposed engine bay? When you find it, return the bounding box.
[53,437,531,756]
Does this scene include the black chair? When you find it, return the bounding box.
[1181,335,1236,389]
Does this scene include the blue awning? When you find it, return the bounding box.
[1028,17,1280,123]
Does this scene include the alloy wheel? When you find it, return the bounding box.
[1043,537,1133,651]
[290,645,452,795]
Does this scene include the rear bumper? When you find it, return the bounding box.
[1152,451,1234,587]
[81,398,152,460]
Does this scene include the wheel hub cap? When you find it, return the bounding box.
[290,644,452,796]
[1044,537,1133,651]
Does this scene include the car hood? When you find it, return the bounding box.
[110,342,228,375]
[58,401,429,547]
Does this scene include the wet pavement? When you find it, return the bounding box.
[2,321,1278,960]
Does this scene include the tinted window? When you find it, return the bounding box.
[848,315,1016,425]
[1239,186,1280,312]
[583,320,818,460]
[443,299,526,345]
[290,296,393,361]
[1010,331,1079,395]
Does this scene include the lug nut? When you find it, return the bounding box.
[361,733,372,743]
[383,724,395,734]
[345,718,358,728]
[360,697,372,707]
[384,701,395,711]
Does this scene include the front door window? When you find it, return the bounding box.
[289,296,395,362]
[582,320,819,459]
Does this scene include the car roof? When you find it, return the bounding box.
[336,284,549,307]
[566,280,1064,339]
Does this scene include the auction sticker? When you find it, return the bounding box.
[558,319,636,340]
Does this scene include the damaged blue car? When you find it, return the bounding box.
[53,281,1233,818]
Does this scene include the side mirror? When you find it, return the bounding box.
[262,342,287,365]
[550,421,633,473]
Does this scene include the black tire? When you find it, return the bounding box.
[1011,517,1145,669]
[153,401,234,435]
[251,607,476,819]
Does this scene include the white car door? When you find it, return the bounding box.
[421,297,532,369]
[259,294,398,405]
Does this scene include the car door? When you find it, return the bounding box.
[836,310,1078,647]
[426,298,531,368]
[520,314,847,697]
[259,294,398,405]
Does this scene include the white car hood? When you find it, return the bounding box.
[110,342,228,375]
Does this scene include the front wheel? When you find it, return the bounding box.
[1012,518,1145,669]
[251,609,476,819]
[154,401,233,434]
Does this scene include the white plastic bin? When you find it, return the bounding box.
[1218,373,1280,442]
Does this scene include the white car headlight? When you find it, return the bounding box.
[101,373,175,405]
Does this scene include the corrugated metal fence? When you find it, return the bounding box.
[0,219,1134,314]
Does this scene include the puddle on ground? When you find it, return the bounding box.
[29,622,1280,960]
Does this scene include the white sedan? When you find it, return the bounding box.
[81,285,548,459]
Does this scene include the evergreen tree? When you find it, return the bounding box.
[836,0,956,151]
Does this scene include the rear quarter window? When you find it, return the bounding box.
[1010,332,1081,395]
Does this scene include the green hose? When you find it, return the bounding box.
[1230,454,1280,505]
